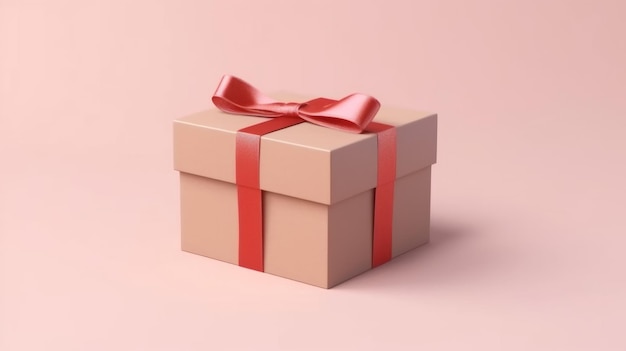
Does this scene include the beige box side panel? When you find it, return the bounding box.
[263,192,330,288]
[180,172,238,264]
[327,190,375,288]
[392,167,432,257]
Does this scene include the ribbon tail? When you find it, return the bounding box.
[212,75,278,116]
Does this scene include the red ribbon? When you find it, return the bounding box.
[211,75,396,271]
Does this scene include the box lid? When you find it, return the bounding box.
[173,94,437,205]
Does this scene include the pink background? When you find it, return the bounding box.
[1,0,625,350]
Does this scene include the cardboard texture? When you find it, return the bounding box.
[173,96,437,288]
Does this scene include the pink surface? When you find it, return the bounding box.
[1,0,625,350]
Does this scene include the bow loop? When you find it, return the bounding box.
[211,75,278,117]
[212,75,380,133]
[298,94,380,133]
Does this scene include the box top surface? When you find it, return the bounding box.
[174,94,437,204]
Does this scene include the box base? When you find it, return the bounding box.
[179,166,431,288]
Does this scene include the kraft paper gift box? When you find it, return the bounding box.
[173,80,437,288]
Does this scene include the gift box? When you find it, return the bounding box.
[173,76,437,288]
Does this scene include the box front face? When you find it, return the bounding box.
[180,172,238,264]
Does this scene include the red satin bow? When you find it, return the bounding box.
[212,75,381,133]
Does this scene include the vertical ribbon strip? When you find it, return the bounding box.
[236,117,304,271]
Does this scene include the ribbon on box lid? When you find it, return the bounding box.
[212,75,396,271]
